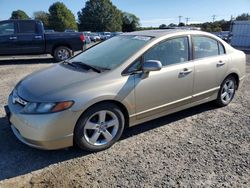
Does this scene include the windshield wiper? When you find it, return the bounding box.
[63,61,102,73]
[72,61,102,73]
[63,61,77,68]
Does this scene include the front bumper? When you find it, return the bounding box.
[7,95,81,150]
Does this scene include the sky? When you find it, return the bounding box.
[0,0,250,27]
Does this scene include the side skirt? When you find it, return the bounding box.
[129,91,218,127]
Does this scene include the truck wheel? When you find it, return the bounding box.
[54,46,72,62]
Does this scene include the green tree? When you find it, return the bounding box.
[122,12,140,32]
[168,23,177,27]
[190,20,230,32]
[199,20,224,32]
[78,0,122,32]
[48,2,77,31]
[159,24,167,29]
[218,20,231,31]
[137,26,158,31]
[33,11,50,28]
[10,10,29,20]
[236,13,250,21]
[178,22,185,27]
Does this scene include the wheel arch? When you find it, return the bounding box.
[52,44,72,56]
[224,72,240,90]
[76,100,130,129]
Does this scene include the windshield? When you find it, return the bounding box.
[71,35,152,70]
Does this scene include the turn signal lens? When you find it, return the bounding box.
[52,101,74,112]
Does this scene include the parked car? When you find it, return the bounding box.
[90,33,101,42]
[45,29,55,33]
[82,31,91,44]
[0,20,85,61]
[211,31,230,42]
[100,32,111,40]
[64,29,77,33]
[5,30,246,151]
[111,32,123,37]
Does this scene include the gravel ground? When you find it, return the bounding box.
[0,54,249,188]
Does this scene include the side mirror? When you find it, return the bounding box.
[142,60,162,72]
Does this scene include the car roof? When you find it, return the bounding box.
[122,29,208,38]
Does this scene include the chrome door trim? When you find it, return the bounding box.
[192,87,220,98]
[130,87,220,119]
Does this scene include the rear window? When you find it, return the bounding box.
[18,21,37,33]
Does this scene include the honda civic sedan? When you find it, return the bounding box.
[5,30,246,151]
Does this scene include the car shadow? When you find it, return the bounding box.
[0,102,217,181]
[0,57,55,65]
[121,102,216,138]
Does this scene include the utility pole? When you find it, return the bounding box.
[212,15,216,22]
[185,17,190,25]
[230,15,234,21]
[230,15,234,32]
[178,16,182,24]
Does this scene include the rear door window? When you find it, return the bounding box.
[192,36,220,59]
[18,21,37,33]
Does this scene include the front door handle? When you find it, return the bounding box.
[34,35,42,39]
[179,68,192,75]
[217,61,225,67]
[9,36,17,40]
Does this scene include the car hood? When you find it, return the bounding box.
[16,64,99,102]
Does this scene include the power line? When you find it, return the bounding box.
[185,17,190,25]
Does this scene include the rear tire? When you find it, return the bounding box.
[74,103,125,152]
[215,76,236,107]
[53,46,72,62]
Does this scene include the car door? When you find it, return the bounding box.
[134,36,194,120]
[0,21,18,55]
[16,20,45,54]
[191,35,229,101]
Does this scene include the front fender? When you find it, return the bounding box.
[70,76,136,117]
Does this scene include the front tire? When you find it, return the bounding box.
[215,76,236,107]
[53,46,72,62]
[74,103,125,151]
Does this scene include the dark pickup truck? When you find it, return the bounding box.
[0,20,85,61]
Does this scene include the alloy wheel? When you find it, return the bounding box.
[83,110,119,146]
[221,79,235,104]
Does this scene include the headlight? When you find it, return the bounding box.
[22,101,74,114]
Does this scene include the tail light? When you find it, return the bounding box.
[80,33,85,42]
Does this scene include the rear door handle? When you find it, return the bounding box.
[34,35,42,39]
[9,36,17,40]
[217,61,225,66]
[179,68,192,75]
